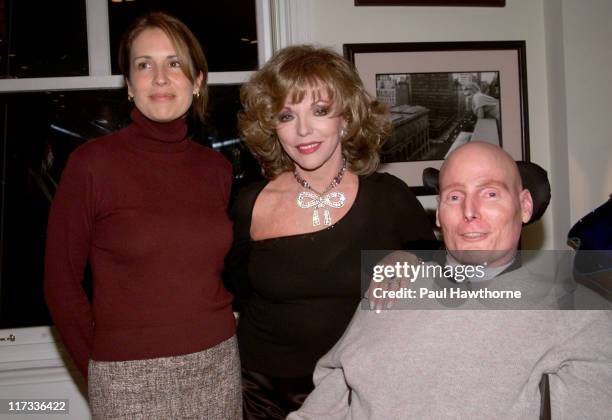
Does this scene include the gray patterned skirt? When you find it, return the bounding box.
[88,336,241,420]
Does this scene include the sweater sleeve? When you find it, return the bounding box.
[44,151,96,379]
[223,181,266,312]
[286,357,351,420]
[549,311,612,419]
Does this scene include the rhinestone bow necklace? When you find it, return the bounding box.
[294,159,347,226]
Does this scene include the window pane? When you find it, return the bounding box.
[108,0,258,74]
[0,86,259,328]
[0,90,126,328]
[0,0,88,78]
[206,84,263,188]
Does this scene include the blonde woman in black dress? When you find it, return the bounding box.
[225,45,435,419]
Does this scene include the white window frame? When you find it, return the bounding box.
[0,0,278,93]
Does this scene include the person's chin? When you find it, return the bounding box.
[292,154,330,173]
[454,239,492,252]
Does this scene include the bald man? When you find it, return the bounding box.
[436,141,532,268]
[289,142,612,419]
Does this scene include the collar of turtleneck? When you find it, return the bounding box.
[123,107,190,153]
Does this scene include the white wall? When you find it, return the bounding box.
[561,0,612,223]
[289,0,612,249]
[293,0,560,249]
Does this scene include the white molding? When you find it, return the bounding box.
[543,0,571,248]
[0,326,83,386]
[270,0,289,51]
[0,71,255,93]
[0,3,270,92]
[0,366,73,386]
[0,326,63,365]
[284,0,313,46]
[85,0,112,76]
[209,71,255,85]
[256,0,275,65]
[0,76,124,92]
[0,327,91,418]
[268,0,313,50]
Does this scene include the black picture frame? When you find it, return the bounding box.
[344,41,529,195]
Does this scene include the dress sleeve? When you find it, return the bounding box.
[44,152,96,379]
[215,152,233,206]
[385,173,437,249]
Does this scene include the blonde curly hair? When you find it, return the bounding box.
[239,45,391,179]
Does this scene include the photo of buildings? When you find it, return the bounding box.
[376,71,500,162]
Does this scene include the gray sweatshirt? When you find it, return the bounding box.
[288,265,612,419]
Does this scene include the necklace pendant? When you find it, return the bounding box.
[323,209,332,225]
[312,209,321,226]
[294,159,347,228]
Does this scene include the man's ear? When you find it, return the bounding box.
[520,188,534,224]
[435,207,441,228]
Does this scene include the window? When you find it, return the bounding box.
[0,1,274,328]
[0,0,88,78]
[0,90,127,327]
[108,0,259,73]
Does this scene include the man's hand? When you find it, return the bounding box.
[365,251,420,312]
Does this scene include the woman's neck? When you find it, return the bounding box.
[124,107,190,153]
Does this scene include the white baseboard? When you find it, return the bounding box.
[0,326,91,419]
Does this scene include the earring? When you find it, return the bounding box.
[193,89,200,98]
[127,94,134,102]
[339,127,347,139]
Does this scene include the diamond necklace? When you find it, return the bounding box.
[294,159,347,226]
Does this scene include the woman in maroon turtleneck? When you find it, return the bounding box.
[44,13,240,419]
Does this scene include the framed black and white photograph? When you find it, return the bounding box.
[343,41,529,194]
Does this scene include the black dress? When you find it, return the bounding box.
[224,172,435,418]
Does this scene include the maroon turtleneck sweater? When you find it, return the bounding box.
[44,109,235,378]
